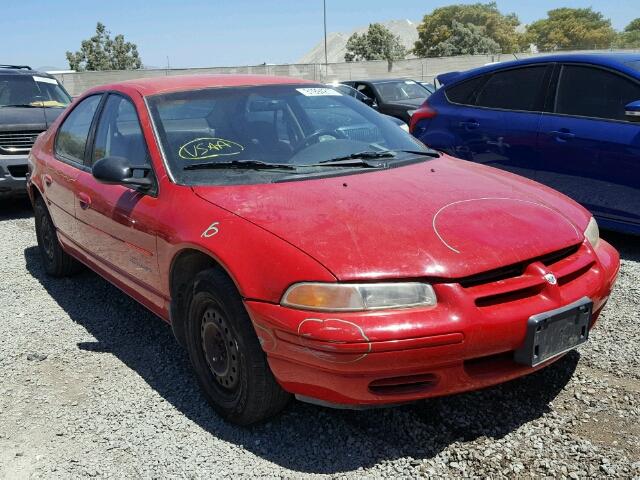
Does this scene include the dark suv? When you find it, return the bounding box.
[0,65,72,198]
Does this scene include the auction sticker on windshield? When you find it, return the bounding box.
[179,138,244,160]
[296,88,342,96]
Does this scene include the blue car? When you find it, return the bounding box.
[411,54,640,235]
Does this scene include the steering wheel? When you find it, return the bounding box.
[294,128,347,151]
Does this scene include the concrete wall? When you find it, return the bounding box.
[53,49,639,97]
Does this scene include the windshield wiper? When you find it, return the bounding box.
[304,151,396,168]
[316,151,396,163]
[183,160,296,171]
[390,149,440,158]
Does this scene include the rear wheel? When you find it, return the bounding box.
[186,269,290,425]
[34,196,81,277]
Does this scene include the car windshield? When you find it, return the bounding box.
[374,80,430,102]
[147,84,433,186]
[0,74,71,108]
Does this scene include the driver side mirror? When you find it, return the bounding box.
[92,156,153,190]
[361,95,375,107]
[624,100,640,121]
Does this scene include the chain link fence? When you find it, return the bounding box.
[53,49,639,97]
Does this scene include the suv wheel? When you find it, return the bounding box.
[34,197,82,277]
[186,269,290,425]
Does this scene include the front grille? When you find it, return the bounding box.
[456,243,594,308]
[459,244,580,288]
[7,164,28,178]
[0,130,43,154]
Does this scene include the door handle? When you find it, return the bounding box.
[459,120,480,130]
[77,192,92,210]
[549,130,575,141]
[43,174,53,186]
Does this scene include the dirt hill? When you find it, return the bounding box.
[297,19,419,64]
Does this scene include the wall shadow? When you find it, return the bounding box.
[24,245,577,474]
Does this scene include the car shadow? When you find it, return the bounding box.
[24,245,578,474]
[601,230,640,262]
[0,197,32,220]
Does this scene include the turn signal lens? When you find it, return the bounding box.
[584,217,600,248]
[281,282,437,312]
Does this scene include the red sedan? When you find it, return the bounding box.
[27,75,620,425]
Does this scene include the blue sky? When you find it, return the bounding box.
[1,1,636,69]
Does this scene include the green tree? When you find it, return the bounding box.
[66,22,142,71]
[414,2,523,57]
[526,8,616,51]
[430,21,501,56]
[345,23,407,71]
[615,18,640,48]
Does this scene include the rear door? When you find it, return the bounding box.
[45,94,102,242]
[537,64,640,225]
[74,93,162,294]
[446,64,551,179]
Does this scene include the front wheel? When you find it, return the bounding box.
[34,196,81,277]
[185,269,290,425]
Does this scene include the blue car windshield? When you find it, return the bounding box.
[147,84,431,185]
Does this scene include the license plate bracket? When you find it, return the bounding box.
[514,297,592,367]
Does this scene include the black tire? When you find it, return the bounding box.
[186,268,290,425]
[34,196,81,277]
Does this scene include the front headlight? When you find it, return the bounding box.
[584,217,600,248]
[281,282,437,311]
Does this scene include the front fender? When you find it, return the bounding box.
[157,190,336,303]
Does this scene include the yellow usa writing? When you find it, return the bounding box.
[179,137,244,160]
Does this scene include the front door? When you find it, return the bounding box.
[537,64,640,226]
[74,93,161,295]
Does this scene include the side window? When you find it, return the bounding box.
[55,95,102,163]
[445,75,487,105]
[91,95,150,167]
[555,65,640,121]
[356,83,376,100]
[475,66,548,111]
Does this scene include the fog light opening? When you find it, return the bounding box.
[368,373,438,395]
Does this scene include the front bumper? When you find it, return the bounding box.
[0,154,29,197]
[246,240,620,407]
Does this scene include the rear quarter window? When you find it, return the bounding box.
[444,75,487,105]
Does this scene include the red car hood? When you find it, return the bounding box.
[193,156,590,281]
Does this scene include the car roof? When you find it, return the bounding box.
[86,74,316,97]
[441,53,640,86]
[0,66,56,78]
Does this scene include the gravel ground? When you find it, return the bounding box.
[0,198,639,479]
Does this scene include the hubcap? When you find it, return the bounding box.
[201,307,240,390]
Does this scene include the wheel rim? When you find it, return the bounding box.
[39,215,55,261]
[201,306,240,391]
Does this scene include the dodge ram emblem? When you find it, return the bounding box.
[544,273,557,285]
